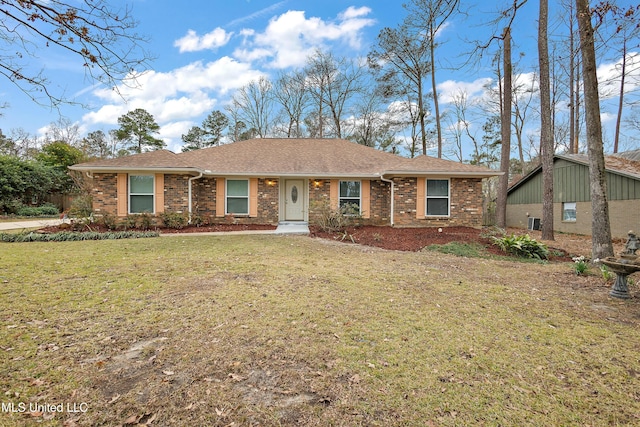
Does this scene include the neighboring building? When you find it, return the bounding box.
[506,153,640,237]
[70,138,501,228]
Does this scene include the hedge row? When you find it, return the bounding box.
[0,231,160,242]
[15,204,60,217]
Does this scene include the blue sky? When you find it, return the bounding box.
[1,0,638,158]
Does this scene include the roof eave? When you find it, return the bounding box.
[382,170,503,178]
[202,172,383,178]
[69,165,203,174]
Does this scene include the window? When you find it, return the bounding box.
[426,179,449,216]
[563,202,577,222]
[129,175,154,213]
[339,181,361,213]
[226,179,249,215]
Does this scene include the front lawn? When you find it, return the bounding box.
[1,235,638,426]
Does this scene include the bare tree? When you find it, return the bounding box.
[445,90,471,162]
[347,86,399,151]
[0,0,151,107]
[603,4,640,153]
[404,0,461,158]
[9,128,39,159]
[229,76,274,139]
[512,71,537,171]
[44,117,81,146]
[305,50,366,139]
[272,70,310,138]
[576,0,613,259]
[369,24,431,154]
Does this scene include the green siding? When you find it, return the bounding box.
[553,160,590,202]
[507,172,542,204]
[508,158,640,205]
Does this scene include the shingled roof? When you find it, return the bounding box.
[70,138,500,178]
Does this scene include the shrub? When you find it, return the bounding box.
[99,213,118,230]
[310,199,362,232]
[160,212,188,229]
[68,195,93,218]
[138,212,154,230]
[120,214,139,231]
[0,230,160,242]
[15,203,59,217]
[491,234,549,260]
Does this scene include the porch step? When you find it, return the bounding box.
[275,221,310,235]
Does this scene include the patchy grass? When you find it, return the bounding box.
[423,241,489,258]
[1,235,640,426]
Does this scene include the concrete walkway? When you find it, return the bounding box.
[0,219,63,231]
[275,221,310,235]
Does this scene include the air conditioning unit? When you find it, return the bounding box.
[528,217,541,231]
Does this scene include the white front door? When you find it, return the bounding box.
[285,179,304,221]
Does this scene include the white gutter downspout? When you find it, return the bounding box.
[188,172,204,223]
[380,174,394,226]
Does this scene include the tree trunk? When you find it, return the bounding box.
[496,26,511,229]
[569,8,576,154]
[614,39,627,154]
[539,0,554,241]
[418,80,427,155]
[576,0,613,260]
[574,64,581,153]
[430,24,443,158]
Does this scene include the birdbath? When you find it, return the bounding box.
[601,231,640,299]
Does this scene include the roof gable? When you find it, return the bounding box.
[508,153,640,194]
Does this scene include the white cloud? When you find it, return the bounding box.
[338,6,371,20]
[597,52,640,99]
[82,57,264,140]
[174,28,232,53]
[80,6,375,150]
[159,121,195,152]
[234,8,376,69]
[437,77,493,104]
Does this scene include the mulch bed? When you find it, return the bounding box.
[309,225,572,261]
[38,223,572,262]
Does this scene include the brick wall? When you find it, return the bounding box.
[369,179,391,225]
[193,177,216,219]
[308,179,330,225]
[164,174,190,213]
[90,173,485,228]
[256,178,279,224]
[193,177,280,225]
[394,177,484,228]
[91,173,117,215]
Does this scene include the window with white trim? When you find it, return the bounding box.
[426,179,450,216]
[129,175,154,213]
[563,202,576,222]
[339,180,361,213]
[226,179,249,215]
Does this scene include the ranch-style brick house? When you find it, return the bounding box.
[69,138,501,228]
